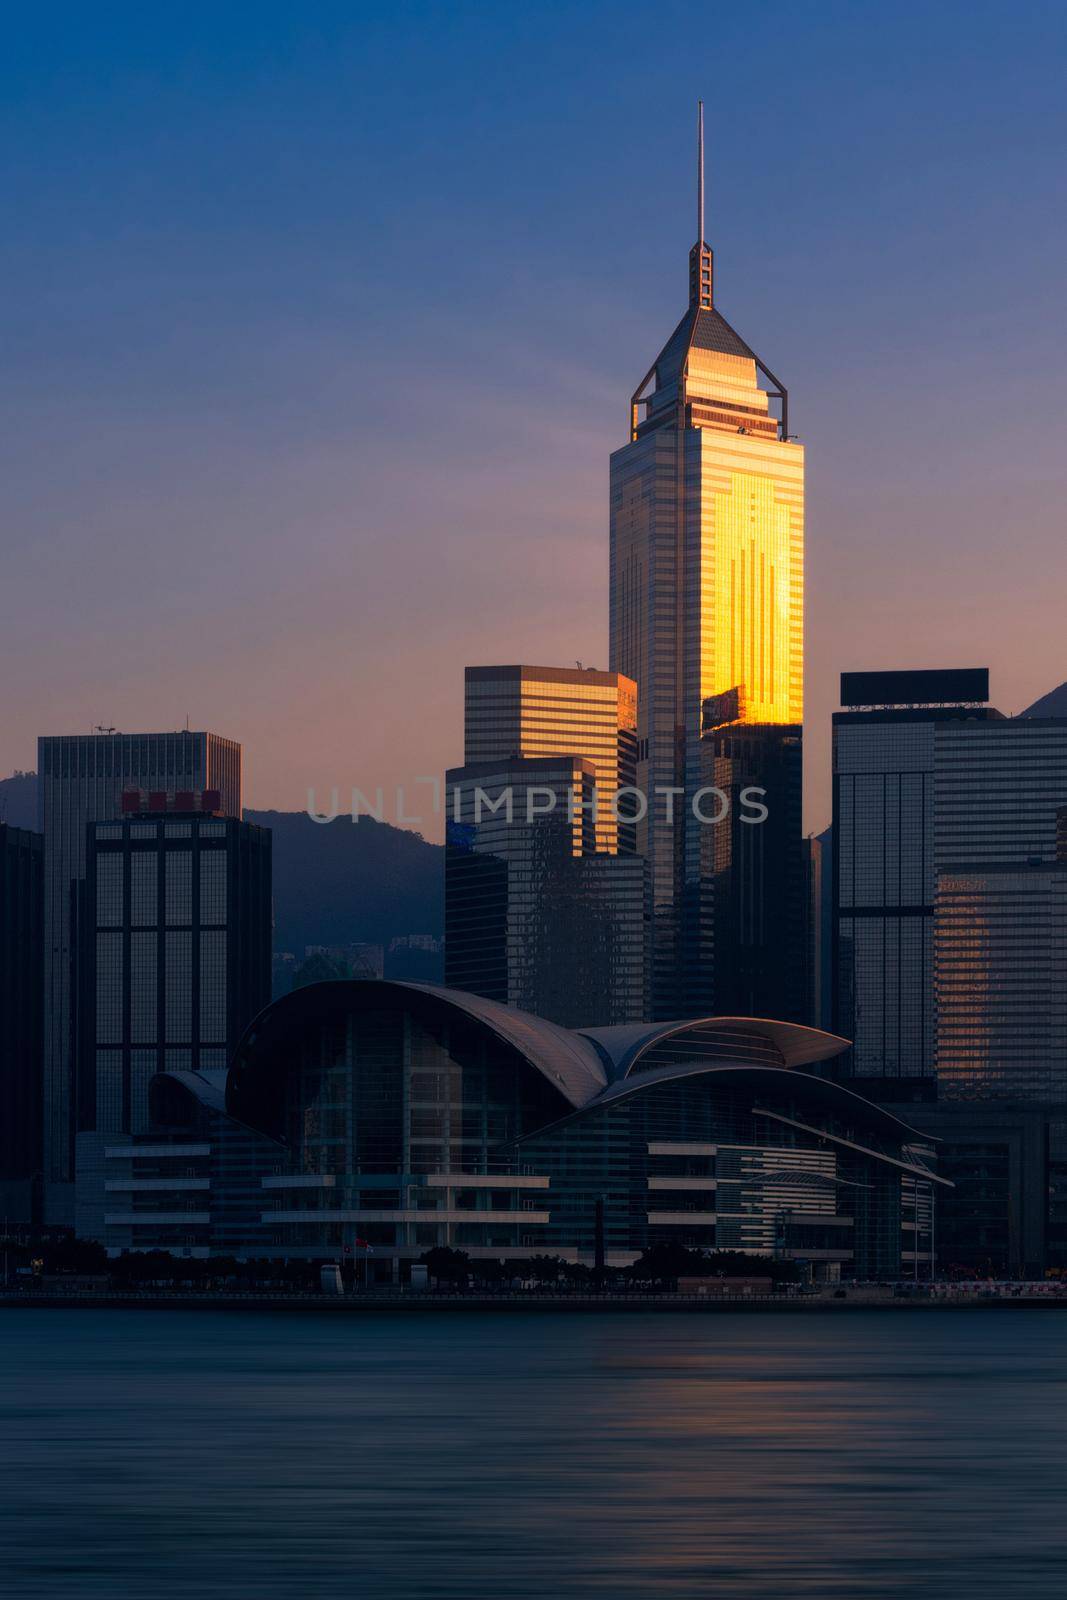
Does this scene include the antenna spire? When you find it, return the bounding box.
[697,99,704,247]
[688,100,712,309]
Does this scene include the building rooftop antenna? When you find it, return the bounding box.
[697,98,704,247]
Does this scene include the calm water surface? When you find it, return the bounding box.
[1,1308,1066,1598]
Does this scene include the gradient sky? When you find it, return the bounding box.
[3,1,1067,838]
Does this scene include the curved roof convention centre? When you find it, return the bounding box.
[227,978,865,1131]
[223,980,947,1183]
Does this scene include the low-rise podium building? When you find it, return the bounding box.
[102,981,945,1279]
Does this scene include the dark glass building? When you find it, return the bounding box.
[75,801,271,1240]
[445,750,647,1026]
[885,1100,1064,1279]
[449,666,642,1027]
[0,824,43,1219]
[836,676,1067,1277]
[37,729,241,1223]
[686,708,807,1021]
[934,716,1067,866]
[935,859,1067,1104]
[831,669,1001,1092]
[808,824,833,1032]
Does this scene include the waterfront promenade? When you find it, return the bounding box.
[4,1286,1066,1313]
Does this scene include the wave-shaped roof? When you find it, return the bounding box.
[227,982,853,1140]
[394,983,606,1106]
[226,979,608,1133]
[580,1017,851,1080]
[520,1061,946,1180]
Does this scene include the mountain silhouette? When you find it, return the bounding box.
[1020,682,1067,718]
[0,774,443,962]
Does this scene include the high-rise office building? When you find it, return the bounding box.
[0,824,43,1220]
[75,799,271,1240]
[37,730,240,1222]
[935,855,1067,1105]
[934,715,1067,867]
[609,106,804,1017]
[845,683,1067,1275]
[808,825,833,1032]
[909,840,1067,1275]
[463,666,638,853]
[687,705,806,1020]
[445,757,646,1027]
[832,669,999,1090]
[447,664,646,1026]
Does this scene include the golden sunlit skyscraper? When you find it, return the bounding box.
[445,665,646,1025]
[462,665,638,853]
[610,104,805,1018]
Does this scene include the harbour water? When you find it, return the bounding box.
[1,1308,1065,1598]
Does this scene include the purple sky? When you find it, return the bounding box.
[3,2,1067,838]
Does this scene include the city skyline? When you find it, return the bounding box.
[3,4,1067,840]
[6,14,1067,1597]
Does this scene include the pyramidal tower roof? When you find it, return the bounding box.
[629,102,788,441]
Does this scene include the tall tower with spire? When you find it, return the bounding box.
[610,103,805,1020]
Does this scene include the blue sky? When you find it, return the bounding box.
[3,1,1066,830]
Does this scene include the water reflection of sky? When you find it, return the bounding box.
[1,1309,1064,1598]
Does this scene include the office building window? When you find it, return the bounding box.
[96,855,123,928]
[95,1049,123,1134]
[165,930,193,1042]
[199,930,227,1041]
[130,932,158,1046]
[200,850,227,925]
[130,852,157,928]
[95,932,123,1044]
[165,851,193,926]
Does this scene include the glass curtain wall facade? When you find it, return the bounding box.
[935,862,1067,1103]
[75,811,270,1240]
[463,666,638,854]
[609,189,803,1019]
[689,713,806,1020]
[831,693,1002,1089]
[37,730,240,1221]
[516,1078,915,1280]
[0,824,43,1218]
[882,1100,1055,1278]
[445,758,646,1026]
[231,985,572,1265]
[834,714,939,1086]
[935,718,1067,866]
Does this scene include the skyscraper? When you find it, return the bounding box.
[934,715,1067,867]
[808,824,834,1032]
[832,669,999,1091]
[609,105,804,1018]
[935,858,1067,1104]
[842,681,1067,1275]
[75,799,271,1240]
[447,666,645,1025]
[462,666,638,853]
[911,841,1067,1276]
[445,756,646,1027]
[0,824,43,1220]
[690,708,806,1021]
[37,729,240,1223]
[931,706,1067,1099]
